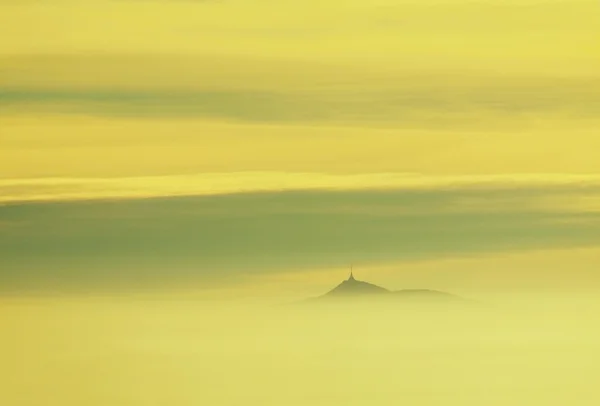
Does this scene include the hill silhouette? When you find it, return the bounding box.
[309,270,462,303]
[324,272,389,297]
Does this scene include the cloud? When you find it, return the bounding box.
[1,54,599,128]
[2,80,599,127]
[2,172,600,204]
[1,179,600,293]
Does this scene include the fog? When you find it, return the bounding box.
[2,293,599,405]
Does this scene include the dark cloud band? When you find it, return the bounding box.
[2,187,600,293]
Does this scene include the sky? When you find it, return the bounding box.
[1,0,599,298]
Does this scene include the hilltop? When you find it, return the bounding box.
[308,270,461,303]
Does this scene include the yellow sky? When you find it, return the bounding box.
[0,0,598,72]
[1,0,599,182]
[1,0,599,294]
[2,117,600,180]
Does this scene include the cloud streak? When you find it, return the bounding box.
[3,172,600,204]
[2,177,600,293]
[2,53,599,128]
[2,81,599,126]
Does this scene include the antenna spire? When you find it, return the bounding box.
[349,264,355,281]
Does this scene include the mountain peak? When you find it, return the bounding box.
[324,274,389,297]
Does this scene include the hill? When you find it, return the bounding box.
[308,271,462,303]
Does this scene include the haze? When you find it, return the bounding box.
[2,293,600,405]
